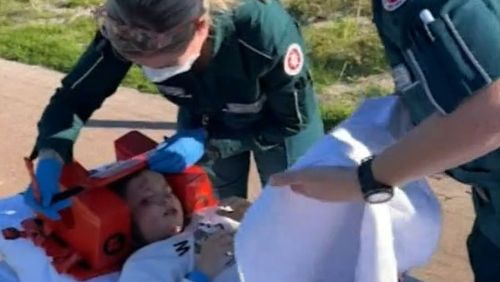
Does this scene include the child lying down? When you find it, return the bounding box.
[117,170,240,282]
[0,170,240,282]
[1,97,441,282]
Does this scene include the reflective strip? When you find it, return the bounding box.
[50,114,84,142]
[238,39,273,60]
[392,64,412,91]
[71,55,104,89]
[293,90,304,126]
[474,186,490,203]
[442,14,492,84]
[405,49,447,115]
[38,149,63,162]
[223,96,267,114]
[157,85,192,98]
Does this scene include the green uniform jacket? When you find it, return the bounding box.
[33,0,323,165]
[372,0,500,246]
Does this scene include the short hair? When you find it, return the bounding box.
[109,172,149,248]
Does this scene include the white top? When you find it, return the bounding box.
[119,207,240,282]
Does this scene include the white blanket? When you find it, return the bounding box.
[235,96,442,282]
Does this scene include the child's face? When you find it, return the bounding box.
[125,170,184,243]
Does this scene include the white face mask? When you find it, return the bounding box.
[142,55,199,83]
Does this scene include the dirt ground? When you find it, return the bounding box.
[0,58,474,281]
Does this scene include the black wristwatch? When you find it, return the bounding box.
[357,156,394,204]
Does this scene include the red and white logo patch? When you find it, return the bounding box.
[382,0,406,11]
[284,43,304,76]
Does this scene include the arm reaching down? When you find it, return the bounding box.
[373,80,500,187]
[270,80,500,202]
[34,32,131,163]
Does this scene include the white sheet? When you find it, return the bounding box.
[235,96,442,282]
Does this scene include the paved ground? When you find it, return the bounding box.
[0,58,474,281]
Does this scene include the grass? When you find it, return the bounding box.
[304,18,387,88]
[321,103,355,130]
[286,0,372,23]
[63,0,103,8]
[0,18,95,72]
[319,80,393,129]
[0,0,390,130]
[0,0,157,93]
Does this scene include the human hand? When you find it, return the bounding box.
[269,166,363,202]
[23,157,71,220]
[196,230,234,279]
[148,128,207,173]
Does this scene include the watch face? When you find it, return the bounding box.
[366,191,393,204]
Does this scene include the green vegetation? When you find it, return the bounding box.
[0,0,391,129]
[286,0,372,23]
[0,0,157,92]
[64,0,102,8]
[321,103,354,131]
[0,18,95,73]
[304,18,387,87]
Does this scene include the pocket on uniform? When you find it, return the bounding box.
[434,0,499,91]
[441,0,500,81]
[405,0,499,115]
[441,0,500,85]
[397,81,436,124]
[221,97,267,130]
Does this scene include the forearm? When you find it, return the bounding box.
[35,32,131,162]
[373,80,500,187]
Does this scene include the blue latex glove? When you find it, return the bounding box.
[185,270,210,282]
[148,128,207,173]
[22,158,71,220]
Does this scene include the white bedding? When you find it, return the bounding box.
[235,96,442,282]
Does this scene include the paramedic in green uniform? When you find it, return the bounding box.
[271,0,500,280]
[23,0,323,219]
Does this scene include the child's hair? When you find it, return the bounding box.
[109,172,149,248]
[109,171,192,248]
